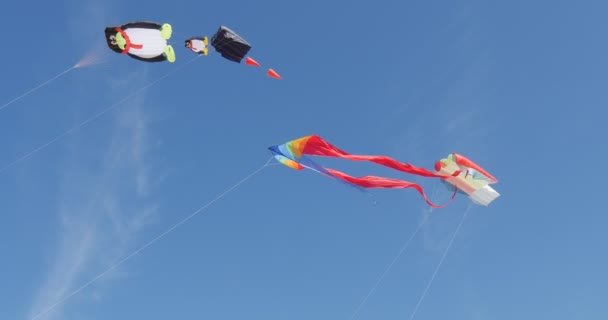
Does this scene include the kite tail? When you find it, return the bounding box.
[245,56,261,67]
[302,135,461,179]
[244,56,282,79]
[326,169,457,209]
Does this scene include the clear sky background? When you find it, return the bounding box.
[1,0,606,319]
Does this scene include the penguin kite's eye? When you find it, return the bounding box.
[110,40,116,45]
[109,35,115,41]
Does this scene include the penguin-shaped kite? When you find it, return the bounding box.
[185,36,209,56]
[104,21,176,63]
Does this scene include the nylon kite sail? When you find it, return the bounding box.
[210,25,252,63]
[105,21,176,63]
[269,135,500,207]
[434,153,499,206]
[185,25,281,79]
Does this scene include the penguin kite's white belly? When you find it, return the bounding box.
[125,28,167,58]
[190,39,206,52]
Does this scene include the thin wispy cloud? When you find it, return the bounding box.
[416,49,494,253]
[387,12,496,319]
[27,66,163,320]
[386,50,493,252]
[347,42,494,315]
[25,3,176,315]
[348,9,497,318]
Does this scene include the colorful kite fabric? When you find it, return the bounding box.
[435,153,500,206]
[269,135,500,207]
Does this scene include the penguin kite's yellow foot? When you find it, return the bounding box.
[202,47,208,56]
[161,23,172,40]
[203,36,209,45]
[115,32,127,50]
[164,45,176,62]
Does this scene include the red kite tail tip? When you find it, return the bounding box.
[267,68,282,79]
[245,57,261,67]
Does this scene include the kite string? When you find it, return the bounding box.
[0,55,202,176]
[348,212,432,320]
[0,66,76,113]
[1,36,249,176]
[29,156,275,320]
[75,49,113,68]
[348,181,443,320]
[408,203,472,320]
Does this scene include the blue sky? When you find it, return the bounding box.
[1,0,606,319]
